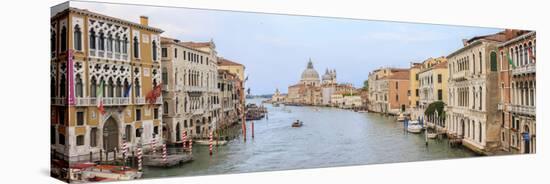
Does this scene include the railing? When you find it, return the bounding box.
[115,53,120,60]
[133,97,162,105]
[512,63,536,76]
[106,51,113,58]
[75,97,130,106]
[510,104,535,116]
[51,97,66,106]
[98,50,105,57]
[451,70,470,80]
[121,54,128,60]
[89,49,96,57]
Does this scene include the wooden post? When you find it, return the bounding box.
[251,121,255,139]
[99,149,103,163]
[132,151,135,167]
[89,151,93,162]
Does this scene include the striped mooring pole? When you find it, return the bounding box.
[162,144,167,163]
[137,147,143,171]
[209,132,213,156]
[189,138,193,153]
[151,138,157,155]
[121,141,128,164]
[182,131,187,149]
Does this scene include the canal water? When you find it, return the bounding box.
[143,98,477,178]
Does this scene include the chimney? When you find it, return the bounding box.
[462,39,469,46]
[140,16,149,26]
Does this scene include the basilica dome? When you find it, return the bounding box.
[300,59,320,86]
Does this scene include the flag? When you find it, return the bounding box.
[506,52,516,69]
[97,80,105,114]
[528,47,536,62]
[67,49,76,105]
[124,84,132,97]
[146,83,162,106]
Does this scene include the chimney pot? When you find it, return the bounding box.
[140,16,149,26]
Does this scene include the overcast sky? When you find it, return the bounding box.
[70,1,501,95]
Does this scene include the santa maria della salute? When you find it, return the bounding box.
[276,58,365,109]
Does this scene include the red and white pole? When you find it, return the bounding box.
[151,138,157,155]
[137,147,142,171]
[189,138,193,153]
[182,131,187,149]
[162,144,167,163]
[121,141,128,162]
[209,132,213,156]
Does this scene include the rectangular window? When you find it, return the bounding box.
[438,89,443,100]
[58,134,65,145]
[183,51,187,60]
[136,109,141,121]
[154,126,159,136]
[395,82,398,89]
[59,109,65,125]
[161,48,167,57]
[76,111,84,126]
[125,125,132,142]
[76,135,84,146]
[135,128,143,138]
[174,48,178,58]
[51,126,56,144]
[90,128,98,147]
[415,74,419,81]
[154,108,159,119]
[415,89,419,97]
[396,95,399,101]
[437,74,442,83]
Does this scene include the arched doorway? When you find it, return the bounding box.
[523,125,530,154]
[103,117,119,151]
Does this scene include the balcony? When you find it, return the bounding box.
[512,63,536,76]
[89,49,96,57]
[451,70,470,81]
[133,97,162,105]
[51,97,66,106]
[510,104,535,116]
[74,97,130,106]
[98,50,105,57]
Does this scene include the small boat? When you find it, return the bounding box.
[73,163,142,182]
[427,133,438,139]
[397,113,406,122]
[193,139,228,146]
[407,120,422,133]
[291,120,303,127]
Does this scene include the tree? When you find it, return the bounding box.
[363,80,369,90]
[424,101,445,117]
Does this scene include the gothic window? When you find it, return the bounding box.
[133,36,139,58]
[123,36,128,54]
[515,46,519,67]
[60,26,67,52]
[108,77,114,97]
[134,78,141,97]
[152,40,158,61]
[51,77,56,97]
[490,51,497,71]
[106,33,113,52]
[116,78,122,97]
[478,122,482,143]
[479,52,482,74]
[479,87,482,110]
[74,25,82,51]
[115,34,121,53]
[98,32,105,51]
[60,75,66,97]
[523,43,529,65]
[123,79,129,97]
[51,31,56,53]
[90,77,97,97]
[75,74,83,97]
[89,29,96,50]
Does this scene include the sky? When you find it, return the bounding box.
[69,1,501,95]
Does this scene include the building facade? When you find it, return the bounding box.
[446,31,513,155]
[367,68,410,114]
[498,31,536,154]
[418,57,448,107]
[160,37,221,143]
[51,8,163,162]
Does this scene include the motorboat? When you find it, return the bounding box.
[291,120,303,127]
[397,113,406,122]
[407,120,422,133]
[427,132,438,139]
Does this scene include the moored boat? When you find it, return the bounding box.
[291,120,303,127]
[407,120,422,133]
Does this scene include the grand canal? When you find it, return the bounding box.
[143,98,477,178]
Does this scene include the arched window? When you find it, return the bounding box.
[60,26,67,52]
[116,78,122,97]
[478,122,482,143]
[115,34,120,53]
[75,74,83,97]
[51,77,56,97]
[133,36,139,58]
[134,78,141,97]
[90,77,97,97]
[89,29,96,50]
[122,36,128,54]
[123,79,129,97]
[528,42,533,64]
[106,33,113,52]
[51,31,56,53]
[490,51,497,71]
[515,46,519,67]
[98,32,105,51]
[472,54,476,74]
[108,77,114,97]
[510,48,514,67]
[478,52,482,74]
[163,101,168,114]
[99,78,106,97]
[74,25,82,51]
[176,97,179,113]
[60,75,66,97]
[519,45,524,66]
[479,87,483,110]
[523,43,529,65]
[152,40,158,61]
